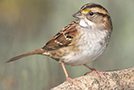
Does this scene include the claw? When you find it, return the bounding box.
[84,64,107,79]
[66,76,77,84]
[61,62,80,87]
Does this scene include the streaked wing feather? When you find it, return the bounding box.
[42,20,78,50]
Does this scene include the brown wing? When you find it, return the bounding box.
[42,20,78,50]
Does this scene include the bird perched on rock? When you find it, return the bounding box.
[7,3,112,82]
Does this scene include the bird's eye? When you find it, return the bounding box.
[89,12,94,16]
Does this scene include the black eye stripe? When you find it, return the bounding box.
[93,12,110,18]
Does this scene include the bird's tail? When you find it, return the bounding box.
[6,49,46,63]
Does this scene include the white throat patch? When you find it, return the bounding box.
[79,19,94,27]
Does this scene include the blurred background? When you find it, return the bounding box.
[0,0,134,90]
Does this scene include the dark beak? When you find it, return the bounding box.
[73,11,82,18]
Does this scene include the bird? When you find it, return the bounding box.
[6,3,112,82]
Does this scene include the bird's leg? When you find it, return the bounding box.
[61,62,77,83]
[84,64,96,71]
[84,64,106,79]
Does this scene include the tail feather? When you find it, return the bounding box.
[6,49,46,63]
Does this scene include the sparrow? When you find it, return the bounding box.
[6,3,112,82]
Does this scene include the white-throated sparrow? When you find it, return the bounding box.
[7,3,112,82]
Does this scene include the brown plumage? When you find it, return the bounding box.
[7,3,113,83]
[6,20,78,63]
[6,49,45,63]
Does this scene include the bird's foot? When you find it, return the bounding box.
[84,69,107,79]
[66,76,77,84]
[66,76,82,88]
[84,64,107,79]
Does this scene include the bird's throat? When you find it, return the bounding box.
[79,19,94,28]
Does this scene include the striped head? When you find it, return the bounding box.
[73,3,112,32]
